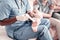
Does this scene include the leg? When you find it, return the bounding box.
[40,18,50,29]
[14,25,44,40]
[13,21,52,40]
[14,25,53,40]
[37,25,53,40]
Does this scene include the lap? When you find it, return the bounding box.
[13,19,50,40]
[40,18,50,29]
[14,23,46,40]
[40,18,50,24]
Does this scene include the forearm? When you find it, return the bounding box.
[0,17,17,26]
[54,6,60,10]
[43,13,52,18]
[0,13,31,26]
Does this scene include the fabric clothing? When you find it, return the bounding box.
[38,0,53,14]
[0,0,52,40]
[37,0,53,29]
[14,19,52,40]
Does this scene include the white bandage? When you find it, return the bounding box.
[25,14,35,22]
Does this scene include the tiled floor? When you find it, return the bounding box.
[0,26,12,40]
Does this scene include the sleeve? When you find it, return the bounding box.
[0,2,11,20]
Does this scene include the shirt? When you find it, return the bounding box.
[38,0,53,14]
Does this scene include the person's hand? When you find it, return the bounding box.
[25,14,36,22]
[16,14,36,21]
[32,21,38,32]
[32,18,40,32]
[28,11,35,18]
[16,14,29,21]
[33,10,43,19]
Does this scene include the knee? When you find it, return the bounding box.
[44,19,50,29]
[43,26,48,31]
[40,26,49,35]
[41,26,48,32]
[37,25,48,33]
[38,26,49,37]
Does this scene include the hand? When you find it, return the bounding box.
[33,10,43,19]
[32,18,38,32]
[28,11,35,18]
[32,18,40,32]
[16,14,29,21]
[32,18,40,26]
[25,14,36,22]
[32,21,38,32]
